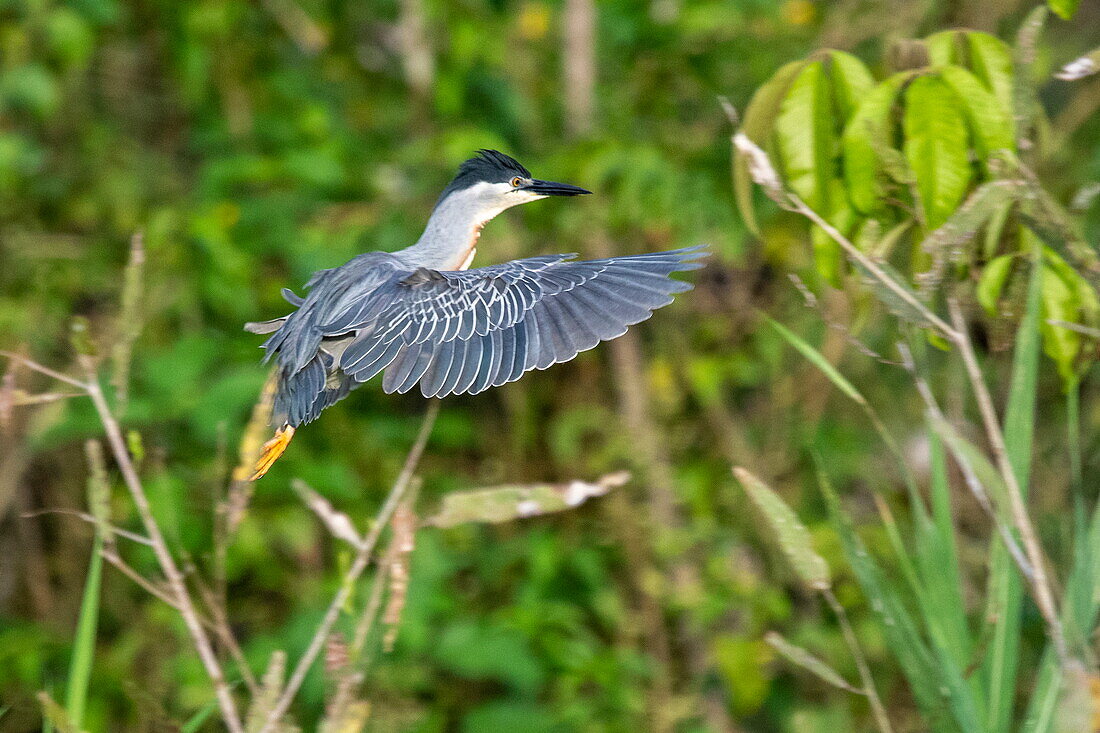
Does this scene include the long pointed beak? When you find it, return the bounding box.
[524,179,592,196]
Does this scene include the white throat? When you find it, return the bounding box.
[398,181,539,270]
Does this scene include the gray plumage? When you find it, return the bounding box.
[246,150,706,427]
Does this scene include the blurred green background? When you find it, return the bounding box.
[2,0,1100,730]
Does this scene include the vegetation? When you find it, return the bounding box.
[3,0,1100,730]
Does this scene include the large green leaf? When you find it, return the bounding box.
[924,30,963,66]
[826,50,874,123]
[939,66,1015,163]
[776,60,844,281]
[734,60,808,235]
[1047,0,1081,19]
[1040,247,1100,387]
[776,60,833,212]
[819,52,874,281]
[967,33,1015,121]
[978,254,1016,315]
[903,75,973,229]
[842,73,910,215]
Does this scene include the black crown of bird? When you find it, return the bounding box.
[245,149,707,479]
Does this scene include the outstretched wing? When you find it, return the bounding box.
[335,246,707,398]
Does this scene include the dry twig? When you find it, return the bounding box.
[78,356,246,732]
[256,401,440,733]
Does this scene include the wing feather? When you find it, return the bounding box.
[255,247,707,412]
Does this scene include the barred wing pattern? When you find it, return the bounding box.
[265,246,706,425]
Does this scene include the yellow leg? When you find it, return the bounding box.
[249,424,296,481]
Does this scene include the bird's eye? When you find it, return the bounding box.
[510,177,523,187]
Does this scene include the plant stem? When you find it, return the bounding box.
[946,300,1068,665]
[897,342,1035,579]
[256,401,439,733]
[784,196,960,341]
[822,588,894,733]
[81,361,245,733]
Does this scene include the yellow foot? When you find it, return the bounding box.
[249,425,296,481]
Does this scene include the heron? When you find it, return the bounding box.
[245,150,706,479]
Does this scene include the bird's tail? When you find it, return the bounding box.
[249,424,296,481]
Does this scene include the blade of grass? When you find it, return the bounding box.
[1023,381,1100,733]
[37,692,85,733]
[181,700,220,733]
[815,456,980,732]
[64,442,110,729]
[923,429,973,669]
[1065,382,1085,543]
[872,487,978,712]
[63,537,102,729]
[767,316,864,404]
[1022,512,1100,732]
[905,341,970,668]
[981,241,1044,733]
[767,315,929,521]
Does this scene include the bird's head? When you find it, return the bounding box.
[436,150,591,216]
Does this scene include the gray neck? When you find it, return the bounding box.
[397,184,508,269]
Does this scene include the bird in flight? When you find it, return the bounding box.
[246,150,705,479]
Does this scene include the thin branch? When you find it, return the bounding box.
[348,538,398,663]
[730,134,959,340]
[0,352,88,390]
[188,563,260,695]
[785,194,959,340]
[101,546,180,610]
[257,401,440,733]
[1046,319,1100,339]
[80,357,245,733]
[822,589,894,733]
[946,300,1068,664]
[10,390,84,406]
[261,0,328,54]
[292,479,365,548]
[102,545,258,694]
[22,508,155,546]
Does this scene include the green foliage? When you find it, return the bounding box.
[904,75,974,229]
[5,1,1100,731]
[1047,0,1082,20]
[739,19,1100,388]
